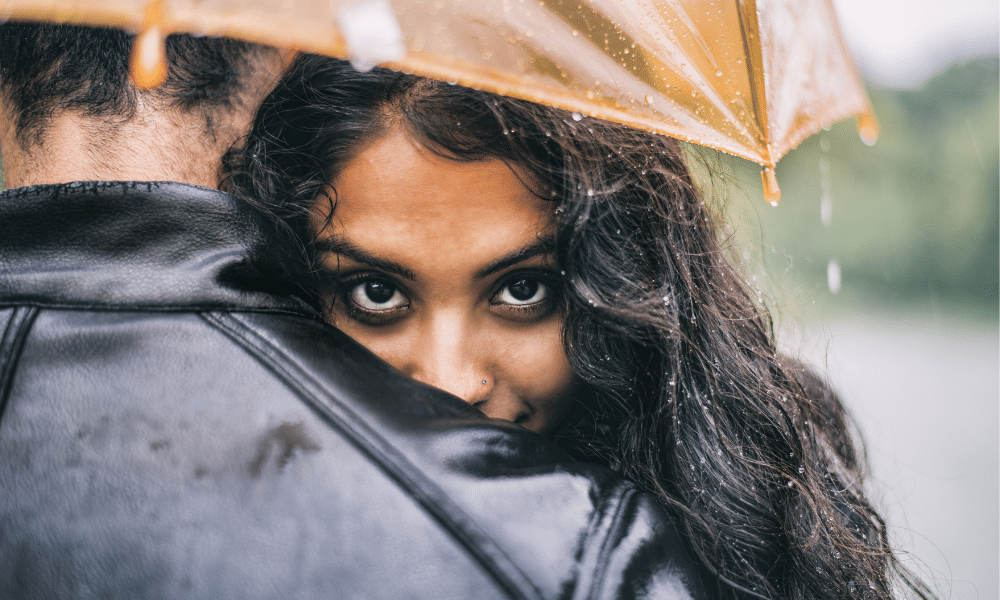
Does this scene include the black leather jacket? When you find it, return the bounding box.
[0,181,711,600]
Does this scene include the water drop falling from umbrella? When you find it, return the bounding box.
[827,259,841,294]
[819,156,833,226]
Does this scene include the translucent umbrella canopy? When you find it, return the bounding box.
[0,0,877,201]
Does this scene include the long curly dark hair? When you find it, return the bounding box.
[222,54,932,600]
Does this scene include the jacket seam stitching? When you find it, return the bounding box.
[0,307,39,425]
[586,485,637,600]
[199,311,542,600]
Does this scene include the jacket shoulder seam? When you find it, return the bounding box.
[580,484,639,600]
[0,307,40,425]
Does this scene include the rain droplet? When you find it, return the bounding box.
[787,480,795,487]
[827,259,841,294]
[820,157,833,226]
[797,467,804,474]
[571,29,579,36]
[644,94,654,105]
[572,112,584,121]
[586,188,595,197]
[715,70,723,77]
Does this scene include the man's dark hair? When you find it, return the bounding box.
[0,23,264,145]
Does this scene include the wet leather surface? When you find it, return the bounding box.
[0,181,712,599]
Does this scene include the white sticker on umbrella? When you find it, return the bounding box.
[337,0,406,72]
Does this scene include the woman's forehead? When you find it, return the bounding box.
[317,127,554,277]
[325,129,550,228]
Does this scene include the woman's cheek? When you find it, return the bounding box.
[506,320,578,432]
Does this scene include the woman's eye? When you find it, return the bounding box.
[347,278,408,311]
[497,277,550,305]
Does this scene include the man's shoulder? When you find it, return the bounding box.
[1,306,709,599]
[201,310,713,599]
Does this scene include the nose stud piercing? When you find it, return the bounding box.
[482,379,488,385]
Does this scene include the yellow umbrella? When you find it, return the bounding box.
[0,0,877,202]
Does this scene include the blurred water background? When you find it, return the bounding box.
[690,14,998,597]
[0,3,996,599]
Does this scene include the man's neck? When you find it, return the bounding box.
[1,104,239,190]
[0,49,290,190]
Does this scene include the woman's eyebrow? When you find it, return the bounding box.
[315,237,416,281]
[474,238,556,279]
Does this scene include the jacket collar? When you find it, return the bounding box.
[0,181,320,317]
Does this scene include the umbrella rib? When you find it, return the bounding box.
[735,0,772,166]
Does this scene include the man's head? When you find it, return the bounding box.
[0,23,285,188]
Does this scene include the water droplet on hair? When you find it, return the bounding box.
[644,94,654,104]
[798,467,804,473]
[572,112,584,121]
[586,188,594,197]
[787,480,794,487]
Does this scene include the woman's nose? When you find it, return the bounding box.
[406,354,494,409]
[401,318,528,423]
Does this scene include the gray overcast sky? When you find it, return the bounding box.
[832,0,998,88]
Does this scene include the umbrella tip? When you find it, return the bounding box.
[130,0,168,90]
[856,111,879,146]
[761,166,781,206]
[130,25,168,90]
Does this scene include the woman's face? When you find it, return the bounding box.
[314,127,577,434]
